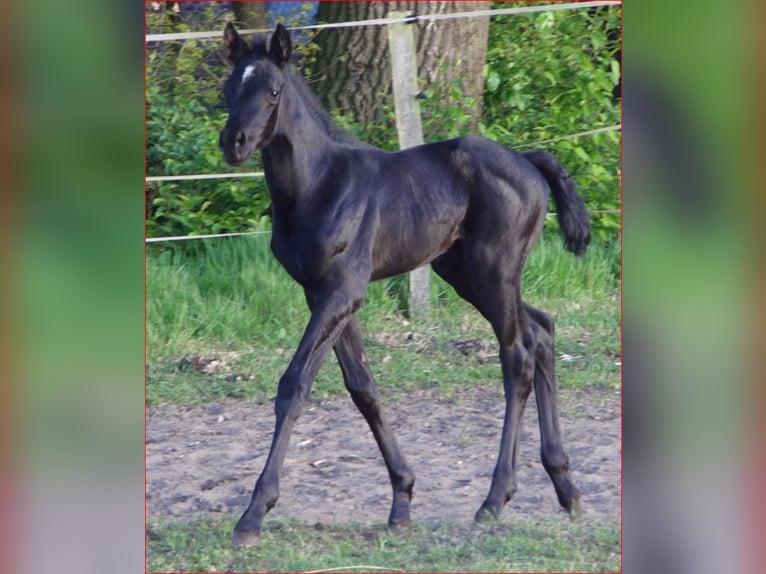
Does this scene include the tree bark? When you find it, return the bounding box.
[311,1,489,135]
[231,1,268,30]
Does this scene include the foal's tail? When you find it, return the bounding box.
[524,150,591,257]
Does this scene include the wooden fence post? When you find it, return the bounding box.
[387,11,430,317]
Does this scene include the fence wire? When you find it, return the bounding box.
[145,1,622,42]
[145,1,621,243]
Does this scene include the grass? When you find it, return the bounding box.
[146,233,620,406]
[146,515,620,572]
[145,234,620,571]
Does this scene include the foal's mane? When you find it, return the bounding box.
[249,31,368,147]
[284,67,369,147]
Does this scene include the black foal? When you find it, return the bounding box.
[218,24,590,547]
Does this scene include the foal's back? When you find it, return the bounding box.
[360,135,549,280]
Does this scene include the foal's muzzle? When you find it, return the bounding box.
[219,126,253,166]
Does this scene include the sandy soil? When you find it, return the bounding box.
[146,383,619,528]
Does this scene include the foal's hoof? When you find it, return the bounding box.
[387,517,412,532]
[566,496,584,519]
[232,529,261,549]
[474,504,501,523]
[387,504,412,532]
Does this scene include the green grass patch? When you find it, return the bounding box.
[146,515,620,572]
[146,233,620,406]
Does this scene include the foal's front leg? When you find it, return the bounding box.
[232,289,362,548]
[334,316,415,529]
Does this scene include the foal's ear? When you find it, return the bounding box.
[269,23,292,66]
[224,22,249,64]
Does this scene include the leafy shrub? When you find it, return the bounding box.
[145,82,272,239]
[326,5,621,243]
[145,5,272,241]
[481,4,621,242]
[145,3,620,243]
[145,3,328,242]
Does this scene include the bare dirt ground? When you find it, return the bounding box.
[146,383,619,528]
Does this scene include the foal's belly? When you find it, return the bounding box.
[370,209,465,281]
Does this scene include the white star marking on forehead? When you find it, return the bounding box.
[242,65,256,82]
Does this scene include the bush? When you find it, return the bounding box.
[145,3,620,243]
[145,83,272,239]
[145,5,272,241]
[481,4,621,242]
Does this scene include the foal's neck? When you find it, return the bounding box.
[261,73,342,202]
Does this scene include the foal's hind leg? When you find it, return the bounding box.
[474,322,536,521]
[432,246,535,521]
[525,303,582,515]
[334,316,415,528]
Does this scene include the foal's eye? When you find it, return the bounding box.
[270,90,280,98]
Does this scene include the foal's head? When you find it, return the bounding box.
[219,23,292,166]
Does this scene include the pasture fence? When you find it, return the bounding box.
[145,1,622,247]
[144,1,621,42]
[387,11,431,315]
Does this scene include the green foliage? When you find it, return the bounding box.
[145,5,272,240]
[145,4,620,243]
[482,3,621,242]
[145,84,273,239]
[328,6,621,243]
[329,59,482,151]
[417,61,483,140]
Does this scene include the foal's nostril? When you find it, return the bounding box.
[235,131,246,150]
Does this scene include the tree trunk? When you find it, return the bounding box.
[311,1,489,136]
[231,1,268,30]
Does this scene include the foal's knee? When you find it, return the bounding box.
[504,343,535,396]
[526,309,556,366]
[348,386,381,416]
[343,364,382,410]
[275,368,309,422]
